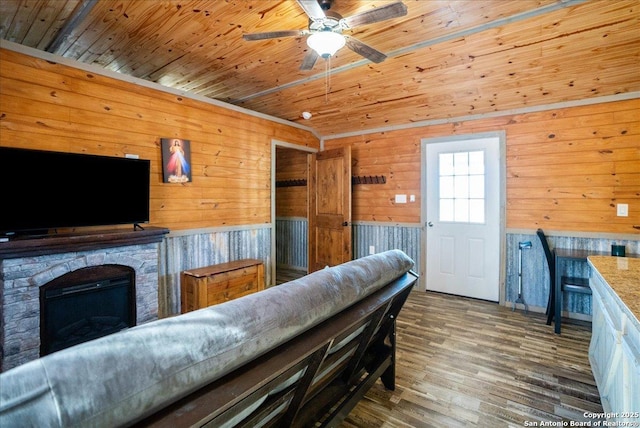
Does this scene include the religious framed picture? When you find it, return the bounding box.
[161,138,192,183]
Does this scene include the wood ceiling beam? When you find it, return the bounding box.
[46,0,98,54]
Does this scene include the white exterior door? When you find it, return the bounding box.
[423,135,501,301]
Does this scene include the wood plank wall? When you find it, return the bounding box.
[275,148,308,218]
[324,99,640,235]
[0,49,319,232]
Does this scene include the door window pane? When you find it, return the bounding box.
[440,176,454,198]
[469,175,484,198]
[438,150,485,224]
[469,151,484,174]
[454,152,469,175]
[439,153,454,175]
[454,175,469,198]
[440,199,454,222]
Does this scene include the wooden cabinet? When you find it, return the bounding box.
[181,259,265,313]
[588,258,640,419]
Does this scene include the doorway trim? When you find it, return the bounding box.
[271,139,318,286]
[420,131,507,304]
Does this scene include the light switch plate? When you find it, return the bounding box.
[617,203,629,217]
[395,194,407,204]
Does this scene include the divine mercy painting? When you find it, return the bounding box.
[161,138,192,183]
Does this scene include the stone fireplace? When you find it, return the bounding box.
[40,264,136,356]
[0,227,168,372]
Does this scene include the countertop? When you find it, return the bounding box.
[588,256,640,322]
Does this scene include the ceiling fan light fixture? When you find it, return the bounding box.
[307,31,345,58]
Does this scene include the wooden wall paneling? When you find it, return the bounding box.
[276,189,307,218]
[276,148,309,180]
[0,54,287,152]
[503,103,639,234]
[325,98,639,234]
[0,47,637,234]
[615,160,640,174]
[508,148,638,167]
[276,148,309,218]
[0,49,317,150]
[271,126,318,149]
[0,48,319,232]
[508,172,638,189]
[346,136,422,223]
[508,137,633,157]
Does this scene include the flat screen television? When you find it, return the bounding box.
[0,147,150,236]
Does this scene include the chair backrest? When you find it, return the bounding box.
[536,228,555,288]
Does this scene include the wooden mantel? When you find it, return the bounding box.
[0,227,170,259]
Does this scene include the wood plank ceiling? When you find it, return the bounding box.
[1,0,639,137]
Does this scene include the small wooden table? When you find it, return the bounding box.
[181,259,265,313]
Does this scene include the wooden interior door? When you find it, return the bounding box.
[308,147,352,272]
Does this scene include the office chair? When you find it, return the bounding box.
[536,229,590,332]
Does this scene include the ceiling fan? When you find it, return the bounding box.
[242,0,408,70]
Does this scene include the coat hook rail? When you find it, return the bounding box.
[352,175,387,185]
[276,175,387,187]
[276,179,307,187]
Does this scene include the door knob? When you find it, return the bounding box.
[427,221,433,227]
[342,221,349,227]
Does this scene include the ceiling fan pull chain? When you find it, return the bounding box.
[325,55,332,104]
[325,57,329,103]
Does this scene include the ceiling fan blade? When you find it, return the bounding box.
[341,2,407,29]
[345,36,387,63]
[297,0,326,21]
[300,50,320,70]
[243,30,307,41]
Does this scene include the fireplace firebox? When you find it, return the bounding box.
[40,265,136,356]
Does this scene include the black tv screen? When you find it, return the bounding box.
[0,147,150,235]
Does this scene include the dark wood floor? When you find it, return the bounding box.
[339,290,602,427]
[276,267,307,284]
